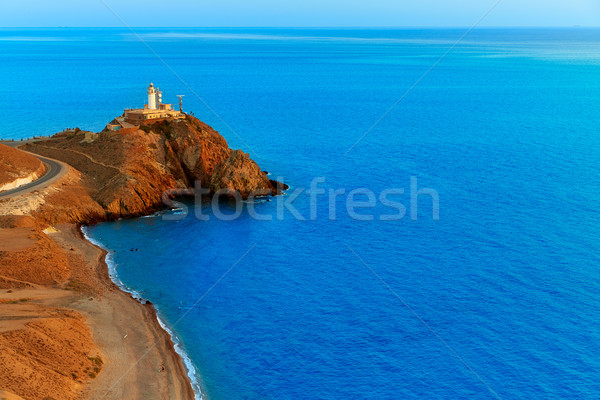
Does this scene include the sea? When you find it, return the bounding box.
[1,27,600,399]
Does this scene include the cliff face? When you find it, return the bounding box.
[22,115,280,222]
[210,150,273,197]
[164,117,232,188]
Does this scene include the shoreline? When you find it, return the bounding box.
[58,222,197,399]
[0,217,198,399]
[0,114,281,398]
[81,225,204,399]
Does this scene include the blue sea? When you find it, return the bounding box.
[2,28,600,399]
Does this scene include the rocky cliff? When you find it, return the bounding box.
[21,115,282,223]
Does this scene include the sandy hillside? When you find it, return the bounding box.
[0,216,103,399]
[0,144,45,191]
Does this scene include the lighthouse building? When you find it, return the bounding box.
[106,83,184,131]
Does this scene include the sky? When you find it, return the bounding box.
[0,0,599,27]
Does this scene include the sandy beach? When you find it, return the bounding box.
[0,136,201,399]
[0,219,195,399]
[59,224,196,400]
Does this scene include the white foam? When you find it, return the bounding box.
[155,313,203,400]
[81,226,204,400]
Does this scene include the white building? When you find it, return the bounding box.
[148,82,157,110]
[106,83,185,130]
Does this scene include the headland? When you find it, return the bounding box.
[0,84,285,399]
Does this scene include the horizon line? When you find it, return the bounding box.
[1,25,599,29]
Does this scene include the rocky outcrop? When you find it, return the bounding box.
[270,179,290,195]
[163,117,232,188]
[210,150,274,197]
[21,115,284,222]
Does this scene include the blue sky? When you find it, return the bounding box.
[0,0,599,27]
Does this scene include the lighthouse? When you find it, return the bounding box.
[147,83,157,110]
[112,82,185,129]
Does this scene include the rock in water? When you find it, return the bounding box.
[269,179,290,195]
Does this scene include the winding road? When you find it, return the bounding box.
[0,141,69,200]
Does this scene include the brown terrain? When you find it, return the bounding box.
[19,115,279,224]
[0,115,285,399]
[0,144,46,192]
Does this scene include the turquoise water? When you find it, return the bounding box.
[3,28,600,399]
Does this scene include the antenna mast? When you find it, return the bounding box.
[177,95,185,113]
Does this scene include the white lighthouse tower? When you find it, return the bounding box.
[147,83,157,110]
[113,82,185,129]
